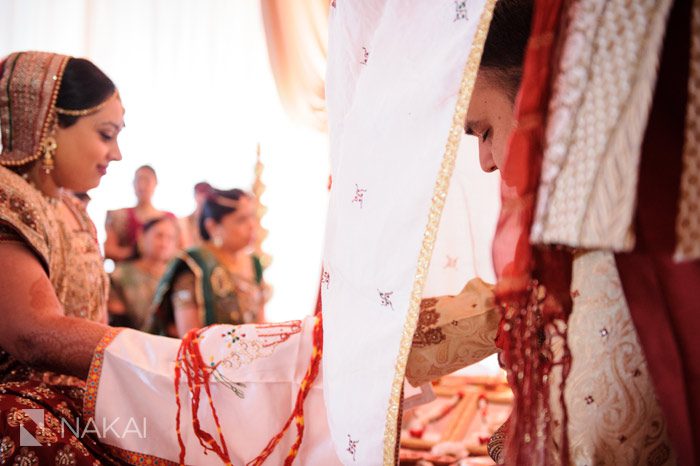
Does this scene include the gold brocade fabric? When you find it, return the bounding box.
[405,278,499,387]
[52,199,108,323]
[531,0,673,251]
[0,52,69,166]
[549,251,675,465]
[0,165,108,384]
[171,263,265,327]
[675,0,700,262]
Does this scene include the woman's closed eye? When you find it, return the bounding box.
[99,131,114,142]
[465,125,491,143]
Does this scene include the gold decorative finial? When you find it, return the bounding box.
[252,143,271,269]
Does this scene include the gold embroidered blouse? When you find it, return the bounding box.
[0,165,108,383]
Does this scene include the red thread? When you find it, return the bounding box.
[174,314,324,466]
[175,329,233,465]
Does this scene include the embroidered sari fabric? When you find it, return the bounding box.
[0,381,123,466]
[0,165,115,465]
[491,0,696,464]
[150,246,265,336]
[530,0,674,252]
[0,165,108,384]
[550,252,674,465]
[0,52,67,167]
[86,296,492,465]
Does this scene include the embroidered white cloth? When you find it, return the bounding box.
[91,322,338,465]
[88,2,497,465]
[323,0,493,463]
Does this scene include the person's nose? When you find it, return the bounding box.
[109,142,123,162]
[477,142,497,173]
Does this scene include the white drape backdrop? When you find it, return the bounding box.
[0,0,330,322]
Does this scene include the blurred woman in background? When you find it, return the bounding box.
[151,188,267,337]
[103,164,171,261]
[108,214,179,331]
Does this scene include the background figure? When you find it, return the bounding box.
[151,188,267,337]
[179,181,212,249]
[103,164,171,261]
[108,215,179,331]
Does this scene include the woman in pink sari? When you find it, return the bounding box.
[104,165,173,261]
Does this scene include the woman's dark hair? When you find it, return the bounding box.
[56,58,116,128]
[142,214,177,235]
[480,0,534,101]
[194,181,212,195]
[199,188,249,241]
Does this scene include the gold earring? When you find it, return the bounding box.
[213,235,223,248]
[40,136,57,175]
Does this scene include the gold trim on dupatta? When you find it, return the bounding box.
[381,1,498,463]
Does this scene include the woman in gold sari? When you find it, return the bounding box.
[0,52,124,465]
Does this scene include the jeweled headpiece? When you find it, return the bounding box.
[0,51,70,167]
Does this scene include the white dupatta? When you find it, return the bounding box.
[322,1,496,463]
[87,1,498,464]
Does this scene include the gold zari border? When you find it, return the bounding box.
[381,1,498,464]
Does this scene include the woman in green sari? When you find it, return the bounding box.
[151,188,266,337]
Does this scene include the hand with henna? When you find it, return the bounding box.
[0,242,108,379]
